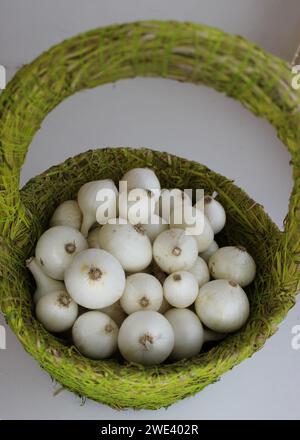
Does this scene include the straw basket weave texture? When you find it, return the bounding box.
[0,21,299,409]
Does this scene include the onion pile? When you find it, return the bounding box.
[27,167,256,366]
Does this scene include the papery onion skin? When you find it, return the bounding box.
[98,221,152,272]
[50,200,82,230]
[36,290,78,333]
[35,226,88,280]
[120,273,163,314]
[195,279,250,333]
[120,167,161,194]
[189,256,210,287]
[163,271,198,308]
[64,248,126,309]
[165,308,204,360]
[195,196,226,234]
[170,206,214,252]
[78,179,118,237]
[26,257,65,304]
[72,311,118,359]
[153,228,198,274]
[209,246,256,287]
[118,311,174,365]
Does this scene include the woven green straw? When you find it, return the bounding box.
[0,21,299,409]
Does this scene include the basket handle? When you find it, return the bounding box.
[0,20,299,256]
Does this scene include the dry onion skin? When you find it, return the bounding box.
[195,279,250,333]
[118,311,174,365]
[195,196,226,234]
[26,257,65,304]
[36,290,78,333]
[99,221,152,272]
[35,226,88,280]
[209,245,256,287]
[189,256,210,287]
[72,311,118,359]
[170,205,214,252]
[120,273,163,314]
[50,200,83,230]
[64,248,126,309]
[121,167,161,194]
[165,308,204,360]
[163,271,199,308]
[78,179,118,236]
[153,228,198,274]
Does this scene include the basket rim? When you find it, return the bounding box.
[0,20,299,409]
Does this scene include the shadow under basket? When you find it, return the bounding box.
[0,21,299,410]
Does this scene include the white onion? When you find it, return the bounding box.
[199,240,219,262]
[49,200,82,230]
[35,226,88,280]
[64,249,126,309]
[36,290,78,333]
[163,271,198,308]
[98,221,152,272]
[153,228,198,274]
[118,311,174,365]
[170,205,214,252]
[26,257,65,304]
[72,311,118,359]
[195,279,250,333]
[189,256,210,287]
[78,179,118,236]
[195,196,226,234]
[120,273,163,314]
[209,245,256,287]
[120,168,161,194]
[165,308,204,360]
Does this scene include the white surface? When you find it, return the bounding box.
[0,0,299,420]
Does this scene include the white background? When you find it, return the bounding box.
[0,0,299,420]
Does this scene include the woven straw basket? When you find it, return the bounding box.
[0,21,299,410]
